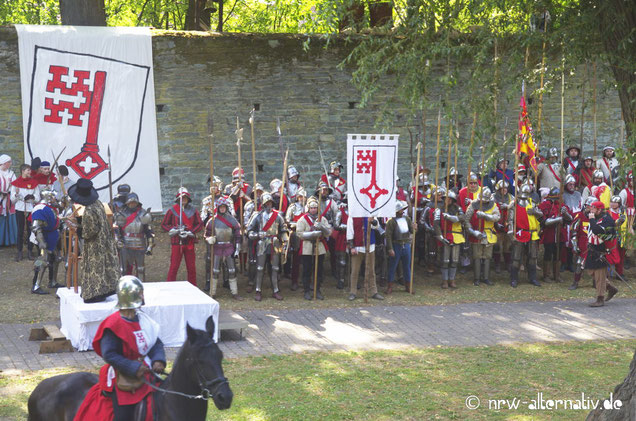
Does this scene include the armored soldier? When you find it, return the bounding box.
[30,189,63,294]
[247,193,289,301]
[465,187,500,286]
[412,167,433,265]
[161,187,204,286]
[114,193,154,281]
[488,158,515,195]
[582,170,611,209]
[111,184,131,215]
[296,197,332,300]
[494,180,514,272]
[270,178,289,214]
[576,156,596,192]
[332,193,349,290]
[586,201,619,307]
[515,164,528,192]
[285,187,307,291]
[538,188,573,283]
[562,145,581,177]
[244,183,264,292]
[596,146,619,187]
[562,174,582,271]
[535,148,562,197]
[459,173,482,212]
[608,195,627,278]
[321,161,346,202]
[385,200,414,294]
[569,197,596,290]
[434,188,465,289]
[286,165,302,203]
[224,167,252,222]
[419,193,437,274]
[205,196,243,300]
[201,176,232,225]
[508,184,543,287]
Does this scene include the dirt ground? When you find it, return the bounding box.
[1,220,634,324]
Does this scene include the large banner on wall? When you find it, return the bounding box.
[347,134,398,218]
[15,25,162,211]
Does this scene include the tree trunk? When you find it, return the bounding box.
[586,351,636,420]
[59,0,106,26]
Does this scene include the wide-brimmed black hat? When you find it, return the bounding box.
[68,178,99,206]
[31,157,41,171]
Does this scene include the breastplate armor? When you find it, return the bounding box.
[288,183,300,200]
[214,217,234,243]
[121,215,146,249]
[396,217,409,234]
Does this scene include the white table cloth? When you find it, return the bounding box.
[57,281,219,351]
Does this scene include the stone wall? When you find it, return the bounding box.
[0,27,625,208]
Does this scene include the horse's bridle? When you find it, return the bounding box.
[142,358,228,401]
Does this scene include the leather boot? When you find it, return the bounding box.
[441,268,449,289]
[404,282,413,293]
[543,261,553,283]
[482,259,493,286]
[606,284,618,302]
[449,280,457,289]
[232,294,244,301]
[568,280,578,290]
[254,291,262,302]
[15,251,22,262]
[385,283,393,295]
[272,291,283,301]
[204,279,210,292]
[553,261,563,283]
[290,281,299,291]
[589,296,604,307]
[473,259,481,286]
[441,280,449,289]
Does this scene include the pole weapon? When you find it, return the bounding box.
[313,189,322,301]
[318,146,332,190]
[453,123,459,189]
[444,119,453,239]
[107,146,113,206]
[535,13,549,188]
[556,54,566,266]
[208,113,216,298]
[409,142,422,295]
[467,112,477,178]
[433,109,442,210]
[277,118,289,194]
[236,116,245,274]
[250,109,258,193]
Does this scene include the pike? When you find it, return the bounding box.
[535,13,549,187]
[467,112,477,178]
[277,118,289,195]
[433,109,442,209]
[313,187,322,301]
[208,113,216,298]
[410,142,423,295]
[107,146,113,206]
[444,119,453,239]
[250,110,258,195]
[556,56,566,266]
[318,146,332,190]
[235,117,245,274]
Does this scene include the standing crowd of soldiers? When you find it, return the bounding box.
[1,142,631,307]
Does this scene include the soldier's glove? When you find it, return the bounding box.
[168,228,180,237]
[476,211,486,219]
[437,235,450,246]
[495,223,504,231]
[310,230,323,240]
[479,232,487,241]
[179,230,194,239]
[464,197,471,206]
[560,206,568,215]
[206,236,216,245]
[258,231,267,239]
[145,245,153,256]
[116,240,124,249]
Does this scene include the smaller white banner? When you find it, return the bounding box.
[347,134,398,218]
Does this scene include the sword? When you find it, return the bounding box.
[601,255,635,292]
[48,146,67,186]
[107,146,113,206]
[318,146,332,190]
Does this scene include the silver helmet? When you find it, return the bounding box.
[480,187,493,202]
[435,186,447,198]
[125,192,140,205]
[39,188,57,205]
[287,165,299,179]
[329,161,343,173]
[495,180,509,191]
[584,196,597,208]
[518,184,532,200]
[447,189,458,201]
[565,174,576,185]
[593,169,604,179]
[549,147,558,158]
[270,178,283,193]
[116,275,144,310]
[261,193,274,207]
[296,187,307,198]
[610,195,622,205]
[395,200,408,213]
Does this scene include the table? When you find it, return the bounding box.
[57,282,219,351]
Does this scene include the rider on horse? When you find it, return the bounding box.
[74,276,166,421]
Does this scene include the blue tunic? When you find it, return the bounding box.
[31,203,59,251]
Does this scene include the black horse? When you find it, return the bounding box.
[28,316,232,421]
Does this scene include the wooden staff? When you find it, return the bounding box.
[513,134,520,237]
[593,61,597,158]
[467,112,477,177]
[208,113,216,297]
[279,149,289,211]
[478,145,486,211]
[453,123,459,188]
[236,116,245,274]
[313,190,322,301]
[65,207,80,293]
[410,142,422,295]
[579,62,589,153]
[249,109,258,192]
[443,120,453,239]
[363,216,371,303]
[556,57,566,266]
[535,14,548,187]
[433,109,442,209]
[493,37,499,142]
[421,107,427,170]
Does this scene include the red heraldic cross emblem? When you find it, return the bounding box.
[356,149,388,208]
[44,65,109,179]
[348,134,398,217]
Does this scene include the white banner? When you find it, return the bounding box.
[16,25,162,211]
[347,134,398,218]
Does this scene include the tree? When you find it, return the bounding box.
[59,0,106,26]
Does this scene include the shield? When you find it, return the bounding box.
[347,134,398,218]
[25,46,150,190]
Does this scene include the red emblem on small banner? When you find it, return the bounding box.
[356,149,389,208]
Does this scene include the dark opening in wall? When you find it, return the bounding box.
[257,164,264,172]
[348,102,357,109]
[159,167,165,175]
[156,104,166,112]
[253,103,260,111]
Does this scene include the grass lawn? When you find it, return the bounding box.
[1,340,634,420]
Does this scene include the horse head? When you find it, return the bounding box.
[183,316,233,410]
